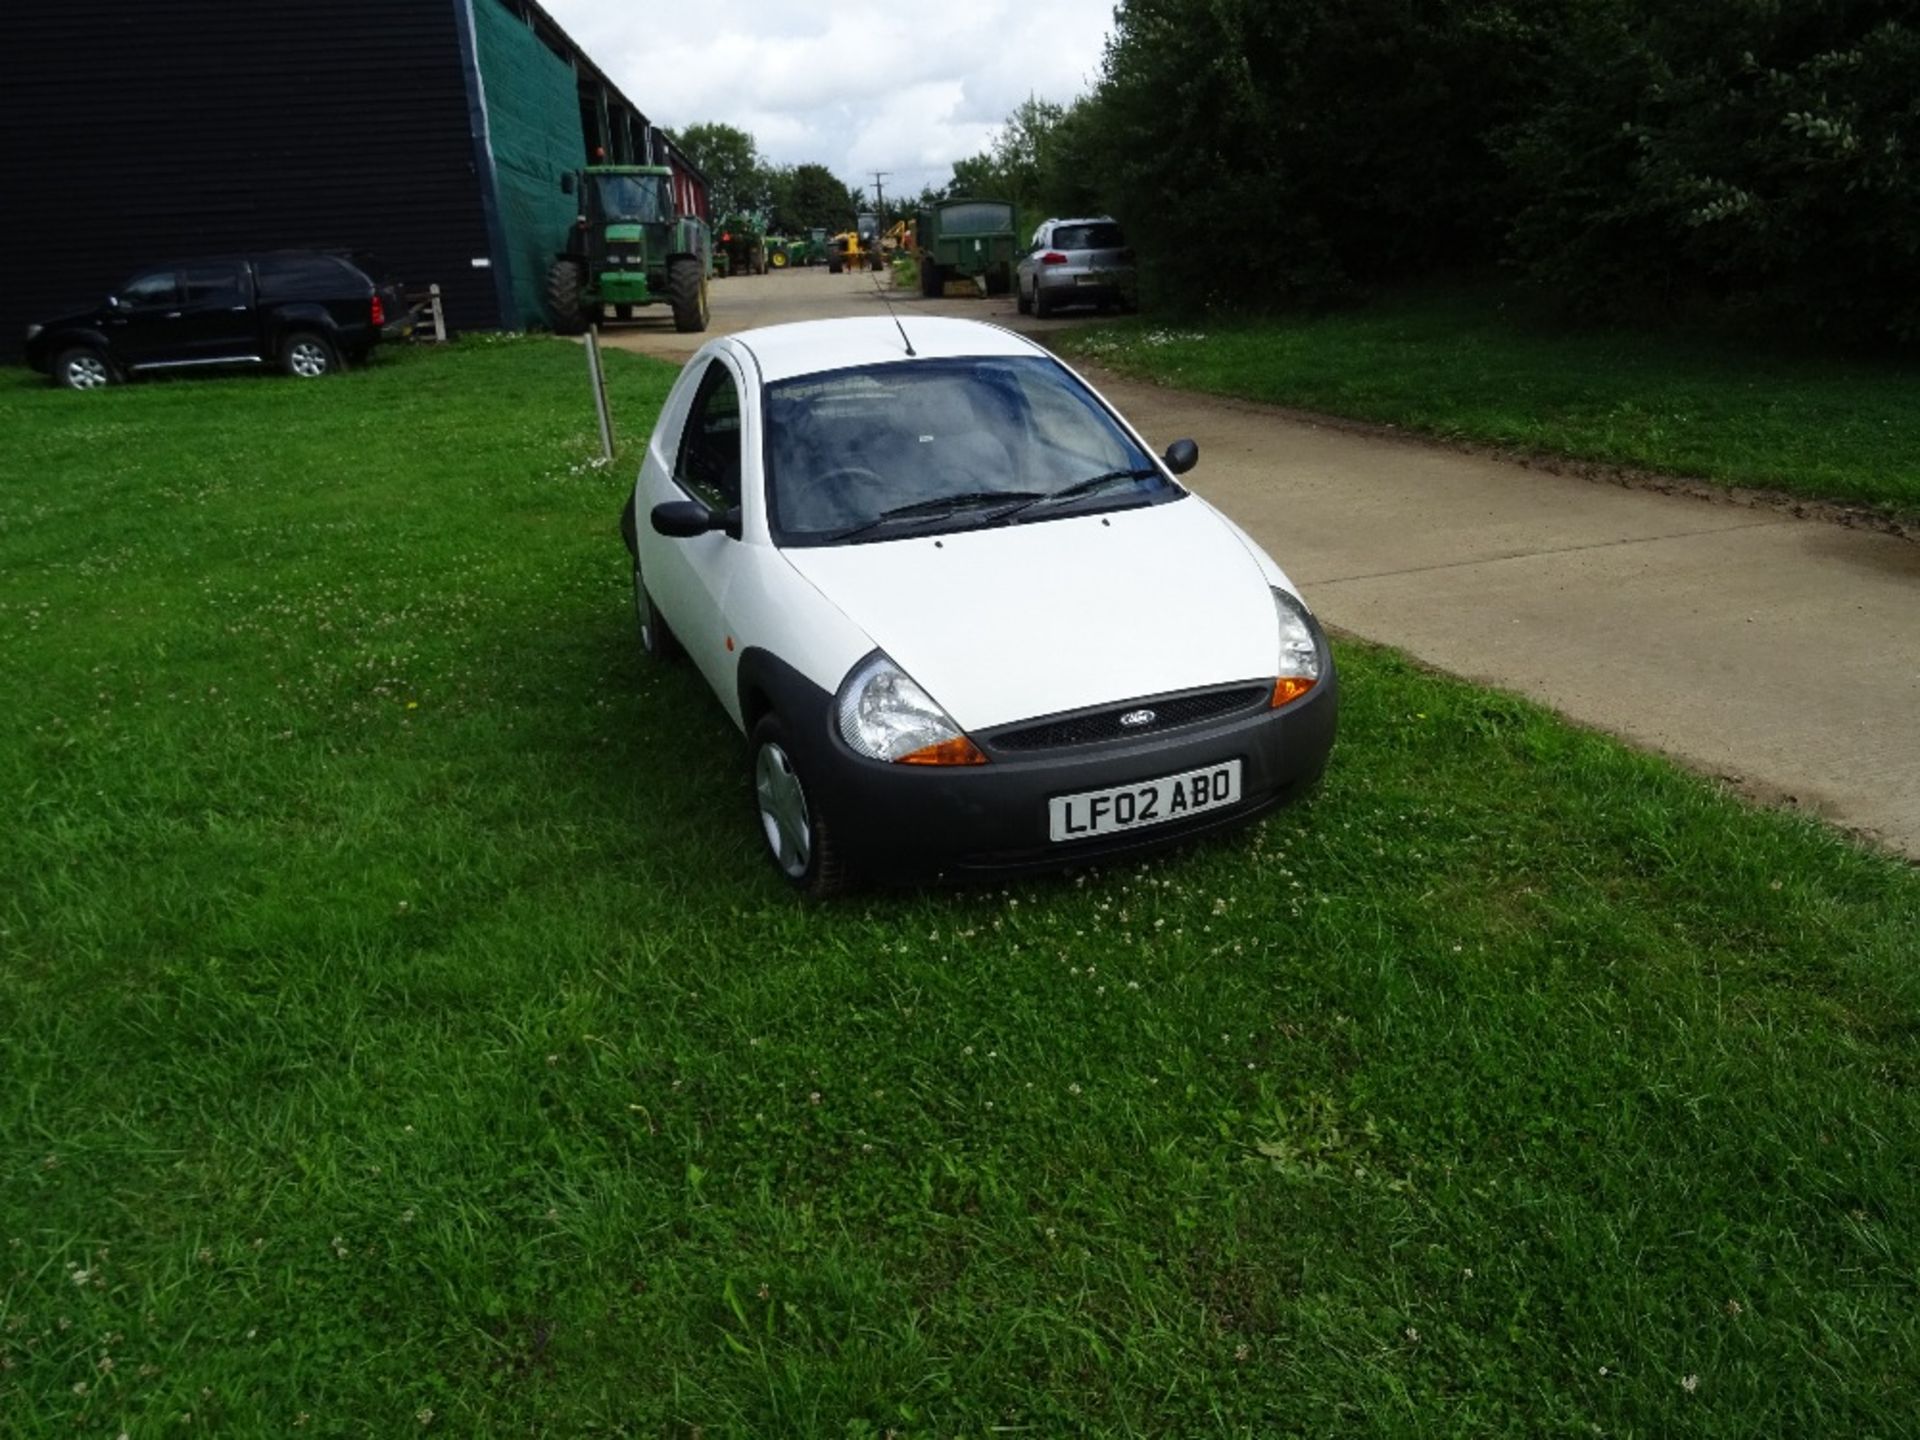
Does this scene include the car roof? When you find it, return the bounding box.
[728,316,1046,384]
[128,250,359,271]
[1045,216,1118,229]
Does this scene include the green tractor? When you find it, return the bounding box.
[546,165,711,334]
[767,227,829,270]
[714,214,768,278]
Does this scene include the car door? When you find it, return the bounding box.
[102,268,182,367]
[174,261,258,362]
[646,355,749,696]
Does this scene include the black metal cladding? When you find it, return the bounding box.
[987,684,1271,753]
[0,0,500,360]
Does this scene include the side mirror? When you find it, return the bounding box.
[651,499,741,540]
[560,173,575,196]
[1163,438,1199,475]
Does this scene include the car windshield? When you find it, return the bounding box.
[765,356,1175,546]
[1052,222,1125,251]
[595,174,672,222]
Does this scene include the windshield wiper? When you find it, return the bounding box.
[993,467,1163,522]
[819,489,1044,543]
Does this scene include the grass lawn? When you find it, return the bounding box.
[3,341,1917,1436]
[1051,289,1920,517]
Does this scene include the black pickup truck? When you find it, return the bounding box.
[24,251,410,389]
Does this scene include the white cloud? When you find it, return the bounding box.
[536,0,1116,198]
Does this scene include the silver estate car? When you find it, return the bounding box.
[1015,217,1137,318]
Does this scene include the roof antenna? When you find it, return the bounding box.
[871,271,917,357]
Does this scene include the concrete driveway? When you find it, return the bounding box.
[598,267,1920,858]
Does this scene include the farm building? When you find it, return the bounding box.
[0,0,706,360]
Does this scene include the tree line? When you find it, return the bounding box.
[667,123,866,236]
[948,0,1920,343]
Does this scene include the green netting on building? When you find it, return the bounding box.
[473,0,585,328]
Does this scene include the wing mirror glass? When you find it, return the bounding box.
[651,500,742,540]
[1163,438,1199,475]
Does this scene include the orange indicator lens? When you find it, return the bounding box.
[1270,677,1316,708]
[898,736,989,766]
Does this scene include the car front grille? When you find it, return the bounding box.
[987,683,1269,753]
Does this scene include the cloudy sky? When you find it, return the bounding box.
[537,1,1118,200]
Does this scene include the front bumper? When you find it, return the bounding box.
[598,271,654,304]
[765,655,1337,884]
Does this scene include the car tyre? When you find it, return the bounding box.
[52,345,116,390]
[919,259,942,299]
[1016,274,1033,315]
[1033,281,1054,319]
[621,496,682,661]
[280,331,340,379]
[749,714,846,898]
[668,258,708,333]
[632,561,681,661]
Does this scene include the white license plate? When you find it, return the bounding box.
[1075,273,1106,285]
[1049,760,1242,842]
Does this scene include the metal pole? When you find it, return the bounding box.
[585,325,614,462]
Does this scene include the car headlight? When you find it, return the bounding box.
[836,652,987,766]
[25,323,42,341]
[1270,587,1322,707]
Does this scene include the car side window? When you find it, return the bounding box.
[120,271,179,308]
[673,361,743,511]
[180,263,245,307]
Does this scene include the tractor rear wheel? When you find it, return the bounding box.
[546,259,589,335]
[769,248,788,269]
[919,259,941,298]
[667,258,708,333]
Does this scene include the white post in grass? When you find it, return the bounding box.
[585,324,615,462]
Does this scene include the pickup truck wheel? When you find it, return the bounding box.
[667,258,708,333]
[53,346,116,390]
[546,259,589,335]
[280,331,340,379]
[750,714,846,899]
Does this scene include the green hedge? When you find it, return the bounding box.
[1063,0,1920,342]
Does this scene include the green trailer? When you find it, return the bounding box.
[915,198,1017,298]
[545,165,711,333]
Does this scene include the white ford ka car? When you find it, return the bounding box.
[620,316,1337,894]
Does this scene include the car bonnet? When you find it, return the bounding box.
[777,496,1280,732]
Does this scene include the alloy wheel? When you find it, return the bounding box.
[64,354,110,389]
[288,339,329,378]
